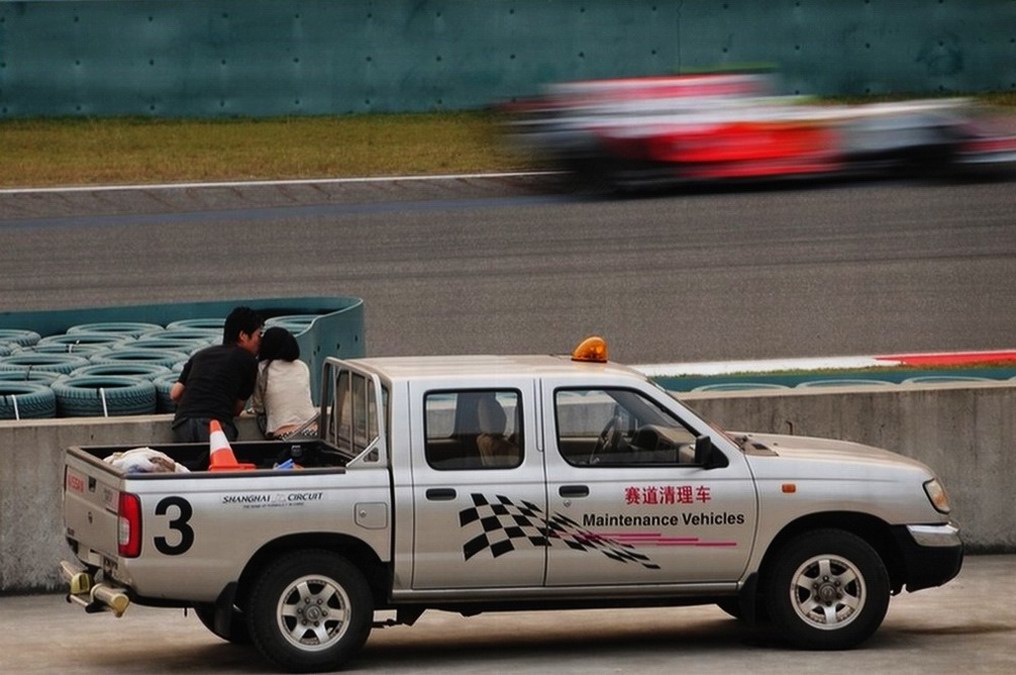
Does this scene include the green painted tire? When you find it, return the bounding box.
[0,353,90,375]
[89,349,190,369]
[70,363,172,380]
[166,318,225,331]
[36,332,132,354]
[0,329,42,348]
[66,322,164,337]
[0,370,61,384]
[152,373,180,413]
[0,382,57,419]
[51,375,157,417]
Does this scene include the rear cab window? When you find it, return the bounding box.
[424,390,523,470]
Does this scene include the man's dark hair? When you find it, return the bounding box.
[258,326,301,362]
[222,306,263,345]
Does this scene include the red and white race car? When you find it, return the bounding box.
[505,73,1016,191]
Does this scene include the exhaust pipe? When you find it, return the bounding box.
[61,559,131,617]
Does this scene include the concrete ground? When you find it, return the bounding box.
[0,555,1011,674]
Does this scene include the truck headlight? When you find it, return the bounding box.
[923,478,951,514]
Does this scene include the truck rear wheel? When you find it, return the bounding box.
[247,550,373,673]
[765,529,889,650]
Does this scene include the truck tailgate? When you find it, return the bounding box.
[64,450,122,563]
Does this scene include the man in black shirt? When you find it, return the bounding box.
[170,306,263,443]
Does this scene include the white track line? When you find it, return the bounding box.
[0,171,554,196]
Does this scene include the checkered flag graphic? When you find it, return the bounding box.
[458,494,660,569]
[459,493,551,560]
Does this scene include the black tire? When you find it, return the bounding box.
[765,529,889,650]
[0,382,57,419]
[194,603,251,644]
[247,550,373,673]
[51,375,157,417]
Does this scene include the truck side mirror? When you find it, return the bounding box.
[694,435,726,469]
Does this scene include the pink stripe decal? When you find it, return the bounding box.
[586,532,737,547]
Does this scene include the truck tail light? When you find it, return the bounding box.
[118,492,142,558]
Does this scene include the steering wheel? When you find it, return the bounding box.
[589,413,623,465]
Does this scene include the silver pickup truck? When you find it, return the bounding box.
[61,340,963,672]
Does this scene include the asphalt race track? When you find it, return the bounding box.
[1,175,1013,364]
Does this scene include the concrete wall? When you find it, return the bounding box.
[2,381,1012,594]
[2,0,1012,118]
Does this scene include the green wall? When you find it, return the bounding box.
[1,0,1013,118]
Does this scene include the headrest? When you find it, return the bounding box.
[477,396,507,434]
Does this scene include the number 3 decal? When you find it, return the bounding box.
[154,496,194,555]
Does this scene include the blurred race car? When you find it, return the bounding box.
[504,73,1016,191]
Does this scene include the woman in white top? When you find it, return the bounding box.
[251,327,317,438]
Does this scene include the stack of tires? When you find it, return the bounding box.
[0,320,221,420]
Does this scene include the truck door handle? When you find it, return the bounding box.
[559,485,589,498]
[426,488,457,501]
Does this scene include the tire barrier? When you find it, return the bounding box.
[0,353,91,375]
[89,349,191,369]
[51,376,157,417]
[0,381,57,420]
[66,322,164,338]
[0,297,363,422]
[152,373,180,413]
[0,329,42,348]
[69,363,173,381]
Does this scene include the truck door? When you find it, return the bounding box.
[409,380,546,589]
[542,382,757,586]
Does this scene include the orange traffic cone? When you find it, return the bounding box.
[208,420,256,472]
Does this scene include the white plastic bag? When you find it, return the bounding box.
[103,447,190,474]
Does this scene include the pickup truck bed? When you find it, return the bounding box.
[70,439,351,474]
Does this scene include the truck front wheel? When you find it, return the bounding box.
[247,550,373,673]
[765,529,889,650]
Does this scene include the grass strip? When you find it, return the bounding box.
[0,112,529,188]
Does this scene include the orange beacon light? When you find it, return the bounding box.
[571,336,609,363]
